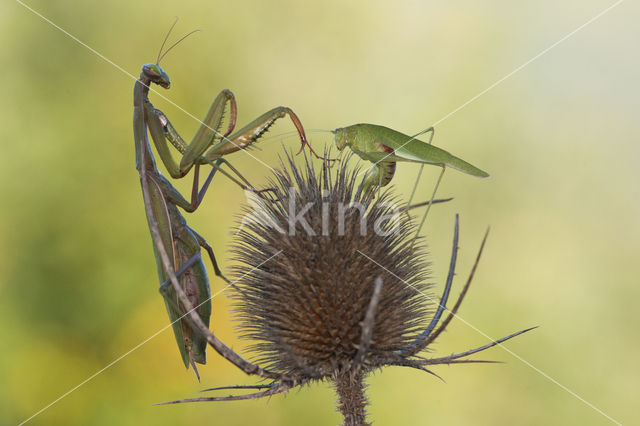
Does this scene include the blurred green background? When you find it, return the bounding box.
[1,0,638,424]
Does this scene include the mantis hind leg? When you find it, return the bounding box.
[189,227,231,285]
[158,251,208,379]
[158,252,202,294]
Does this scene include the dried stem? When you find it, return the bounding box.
[333,371,370,426]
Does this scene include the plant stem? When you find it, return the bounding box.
[334,371,370,426]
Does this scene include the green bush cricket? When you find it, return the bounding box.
[332,123,489,236]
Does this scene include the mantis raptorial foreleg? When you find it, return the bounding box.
[145,87,325,198]
[145,100,274,198]
[144,89,234,178]
[168,100,324,165]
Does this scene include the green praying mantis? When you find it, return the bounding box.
[333,123,489,236]
[135,60,221,380]
[134,26,324,378]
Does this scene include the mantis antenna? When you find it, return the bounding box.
[156,17,201,65]
[156,17,179,64]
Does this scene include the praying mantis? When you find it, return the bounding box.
[135,61,221,380]
[135,73,288,385]
[332,123,489,236]
[134,26,323,378]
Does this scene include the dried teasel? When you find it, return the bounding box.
[162,152,533,425]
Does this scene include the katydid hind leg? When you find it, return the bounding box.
[406,127,435,217]
[414,166,446,240]
[410,126,434,143]
[406,164,425,209]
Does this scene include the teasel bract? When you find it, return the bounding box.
[162,152,533,426]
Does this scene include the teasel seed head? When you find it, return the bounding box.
[231,152,431,378]
[227,152,428,424]
[224,151,534,425]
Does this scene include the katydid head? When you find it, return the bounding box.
[142,63,171,89]
[333,128,347,151]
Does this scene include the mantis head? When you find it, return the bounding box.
[142,63,171,89]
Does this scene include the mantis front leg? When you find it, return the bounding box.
[146,98,278,199]
[150,89,324,166]
[145,90,236,179]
